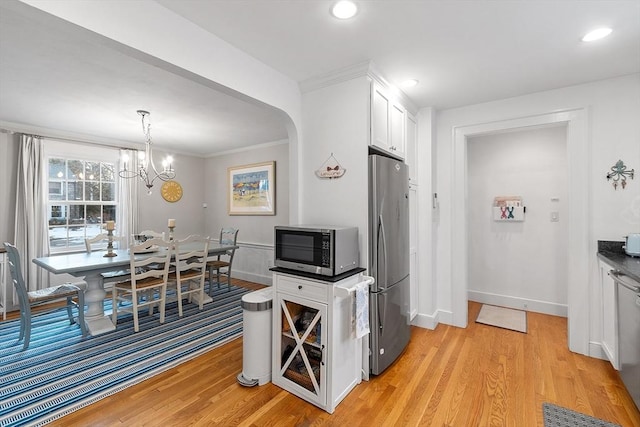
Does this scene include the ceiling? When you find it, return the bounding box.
[1,0,639,157]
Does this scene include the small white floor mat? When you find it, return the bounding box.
[476,304,527,333]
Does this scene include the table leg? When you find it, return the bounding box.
[191,293,212,305]
[82,272,116,335]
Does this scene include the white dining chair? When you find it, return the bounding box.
[5,242,86,350]
[111,238,172,332]
[167,235,210,317]
[132,230,166,244]
[85,234,130,283]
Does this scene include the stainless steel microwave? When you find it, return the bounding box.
[274,225,359,276]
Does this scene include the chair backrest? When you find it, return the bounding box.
[174,234,210,278]
[85,233,125,252]
[128,238,172,289]
[218,228,239,260]
[4,243,30,313]
[132,230,166,244]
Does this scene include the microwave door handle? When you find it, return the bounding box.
[378,214,388,289]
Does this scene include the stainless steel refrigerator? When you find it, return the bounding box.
[369,153,411,375]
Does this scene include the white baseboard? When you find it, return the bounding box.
[411,309,445,330]
[468,290,567,317]
[588,341,608,362]
[234,270,272,286]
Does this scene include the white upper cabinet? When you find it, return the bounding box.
[371,82,390,150]
[370,80,406,159]
[406,112,417,184]
[390,102,406,158]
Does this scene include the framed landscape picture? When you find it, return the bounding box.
[228,161,275,215]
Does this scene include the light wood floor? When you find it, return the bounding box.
[8,279,640,426]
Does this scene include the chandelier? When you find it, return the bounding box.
[119,110,175,193]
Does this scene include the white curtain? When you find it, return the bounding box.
[117,148,139,249]
[14,134,49,293]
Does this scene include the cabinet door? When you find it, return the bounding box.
[275,292,327,406]
[406,113,417,184]
[371,82,390,151]
[390,101,406,159]
[409,184,418,320]
[599,260,619,369]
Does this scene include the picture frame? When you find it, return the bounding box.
[228,161,276,215]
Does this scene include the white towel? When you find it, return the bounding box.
[354,280,370,339]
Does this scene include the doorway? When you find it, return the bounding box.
[466,125,569,315]
[451,109,590,355]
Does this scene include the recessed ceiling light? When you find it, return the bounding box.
[582,27,612,42]
[401,79,419,88]
[331,1,358,20]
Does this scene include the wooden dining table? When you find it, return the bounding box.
[33,242,238,336]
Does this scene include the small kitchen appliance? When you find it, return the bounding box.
[624,233,640,257]
[274,225,359,276]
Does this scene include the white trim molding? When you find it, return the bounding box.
[232,241,274,286]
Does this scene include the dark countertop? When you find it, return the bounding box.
[270,266,366,283]
[597,240,640,283]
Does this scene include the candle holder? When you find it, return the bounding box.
[104,229,118,257]
[168,226,175,241]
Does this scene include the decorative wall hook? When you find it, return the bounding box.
[606,159,634,190]
[315,152,346,179]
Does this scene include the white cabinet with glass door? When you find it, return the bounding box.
[272,271,364,414]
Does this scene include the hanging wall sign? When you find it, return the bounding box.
[493,196,525,221]
[315,153,346,179]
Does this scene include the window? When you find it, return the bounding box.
[48,157,118,251]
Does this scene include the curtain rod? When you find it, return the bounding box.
[0,127,138,152]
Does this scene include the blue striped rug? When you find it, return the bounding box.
[0,284,250,427]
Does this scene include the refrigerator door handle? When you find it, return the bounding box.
[378,214,388,289]
[378,291,387,335]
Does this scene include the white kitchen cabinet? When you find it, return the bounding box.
[409,183,418,320]
[371,82,390,152]
[599,259,619,369]
[390,101,406,158]
[272,271,363,413]
[370,80,406,159]
[406,112,417,184]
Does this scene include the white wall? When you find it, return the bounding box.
[434,73,640,356]
[300,77,370,268]
[137,148,206,238]
[467,126,568,315]
[203,141,289,285]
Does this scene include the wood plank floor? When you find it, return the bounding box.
[7,279,640,426]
